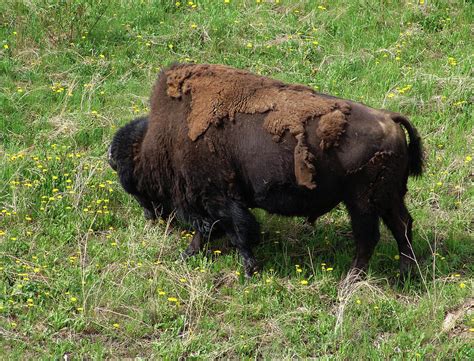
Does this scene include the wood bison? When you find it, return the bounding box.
[108,64,423,278]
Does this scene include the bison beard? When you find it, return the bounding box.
[109,63,423,279]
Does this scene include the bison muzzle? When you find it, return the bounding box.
[109,63,423,278]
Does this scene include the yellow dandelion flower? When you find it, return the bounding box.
[213,250,222,255]
[167,297,178,302]
[317,5,326,10]
[300,280,308,285]
[356,299,361,304]
[246,42,253,48]
[113,323,120,328]
[70,297,77,302]
[179,278,187,283]
[326,267,334,271]
[158,291,166,296]
[465,155,472,163]
[3,44,9,49]
[459,283,466,289]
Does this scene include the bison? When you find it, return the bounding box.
[108,63,423,278]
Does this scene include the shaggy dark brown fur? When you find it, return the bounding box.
[109,63,424,278]
[163,63,351,189]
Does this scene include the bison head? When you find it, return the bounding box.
[108,116,148,191]
[108,116,160,220]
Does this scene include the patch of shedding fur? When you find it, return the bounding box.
[294,134,317,189]
[316,109,349,150]
[164,64,351,189]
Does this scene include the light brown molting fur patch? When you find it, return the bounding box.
[164,64,351,189]
[294,134,317,189]
[316,109,349,150]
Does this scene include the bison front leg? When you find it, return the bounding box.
[180,231,205,260]
[210,201,260,277]
[133,195,157,220]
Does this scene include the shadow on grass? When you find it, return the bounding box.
[175,208,472,292]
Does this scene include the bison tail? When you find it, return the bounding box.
[391,114,424,177]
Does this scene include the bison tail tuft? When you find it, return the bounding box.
[392,114,424,177]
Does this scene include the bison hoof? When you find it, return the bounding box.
[345,267,366,282]
[143,208,156,220]
[179,251,192,261]
[399,258,417,281]
[244,260,260,278]
[179,248,199,261]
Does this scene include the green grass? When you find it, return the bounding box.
[1,0,473,358]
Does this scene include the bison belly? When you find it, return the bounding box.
[204,112,344,218]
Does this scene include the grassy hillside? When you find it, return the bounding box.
[1,0,472,358]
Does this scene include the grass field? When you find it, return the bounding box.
[1,0,473,358]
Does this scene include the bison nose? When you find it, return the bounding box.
[107,144,117,170]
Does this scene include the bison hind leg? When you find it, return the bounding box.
[380,198,416,279]
[345,201,380,275]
